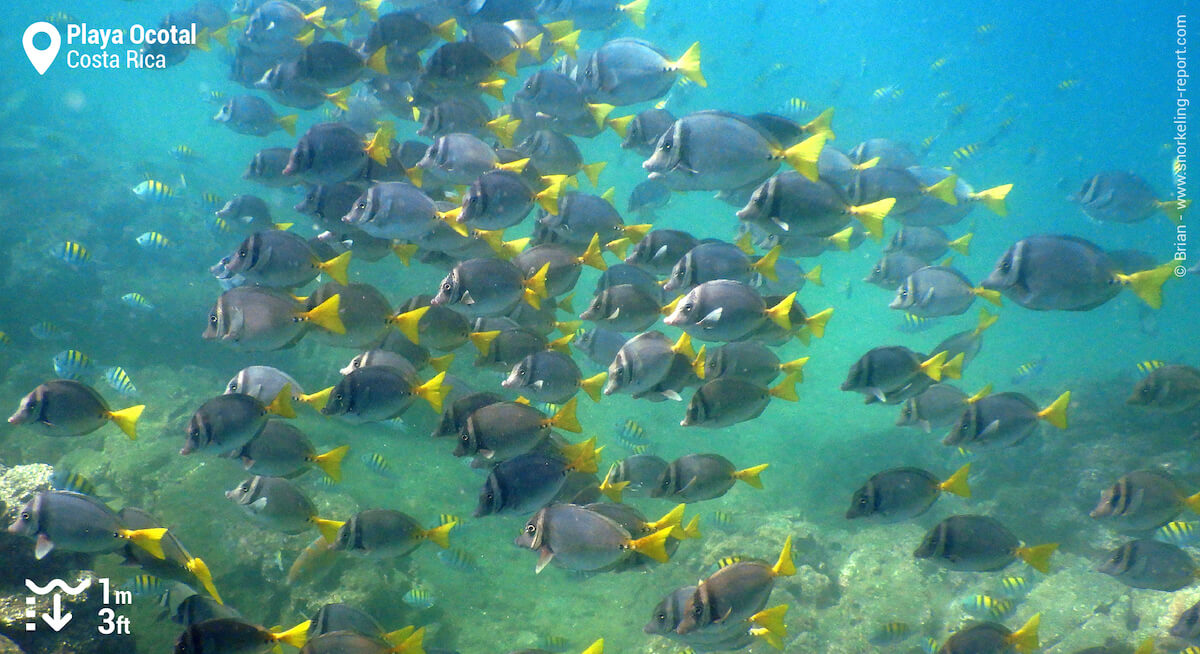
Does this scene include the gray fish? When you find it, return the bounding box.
[513,503,672,573]
[295,183,362,226]
[1072,171,1181,224]
[419,97,493,140]
[605,331,695,396]
[605,455,669,498]
[652,454,768,503]
[624,229,700,274]
[674,537,794,635]
[897,384,990,433]
[173,617,309,654]
[1096,539,1197,591]
[936,616,1041,654]
[417,132,520,185]
[161,583,240,627]
[864,252,929,289]
[362,10,449,57]
[216,195,278,233]
[899,166,983,227]
[226,366,306,403]
[8,491,166,560]
[845,166,958,216]
[502,349,605,404]
[225,475,341,538]
[297,40,384,88]
[244,147,295,188]
[645,585,760,652]
[431,257,548,317]
[339,349,420,379]
[393,295,470,352]
[644,111,825,192]
[8,379,143,440]
[845,465,971,522]
[432,391,505,438]
[737,171,893,240]
[681,376,798,428]
[283,122,374,185]
[299,631,395,654]
[980,235,1170,311]
[471,328,554,370]
[341,182,441,241]
[889,266,1002,318]
[663,280,794,343]
[182,391,293,456]
[306,282,393,349]
[539,191,644,248]
[475,450,597,517]
[703,341,807,386]
[580,283,662,332]
[1090,469,1200,532]
[943,391,1070,450]
[930,308,998,370]
[321,368,447,422]
[662,242,779,293]
[914,515,1057,573]
[202,286,346,351]
[238,422,347,481]
[459,169,536,230]
[847,138,918,170]
[594,263,663,302]
[885,226,973,260]
[628,179,671,217]
[516,70,600,123]
[307,603,387,641]
[455,400,580,462]
[580,39,704,106]
[614,107,676,156]
[255,61,339,110]
[212,95,297,137]
[512,240,607,298]
[1127,365,1200,413]
[332,509,452,558]
[423,40,508,90]
[1170,598,1200,642]
[515,130,592,179]
[221,230,351,288]
[840,346,955,403]
[574,327,629,367]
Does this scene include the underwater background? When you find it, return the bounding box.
[0,1,1197,653]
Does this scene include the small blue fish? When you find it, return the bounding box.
[920,637,940,654]
[207,216,233,236]
[104,366,138,396]
[136,232,174,252]
[50,241,91,267]
[710,510,735,530]
[121,575,163,598]
[132,177,183,202]
[897,313,939,334]
[51,469,98,495]
[538,636,569,653]
[315,474,338,488]
[53,349,93,379]
[200,192,224,211]
[617,419,646,442]
[960,594,1014,619]
[1157,521,1200,547]
[402,586,434,609]
[439,514,463,530]
[121,293,155,312]
[995,575,1031,599]
[204,90,226,104]
[868,621,912,646]
[708,556,742,574]
[1137,360,1166,375]
[437,547,478,572]
[362,452,394,477]
[1011,356,1048,385]
[170,145,201,163]
[30,321,65,341]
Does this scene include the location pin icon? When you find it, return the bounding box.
[23,22,61,75]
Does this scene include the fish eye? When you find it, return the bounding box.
[524,524,536,534]
[460,434,469,443]
[229,382,238,391]
[335,393,344,402]
[1113,549,1124,564]
[900,288,908,299]
[357,202,366,210]
[20,511,30,521]
[857,496,868,507]
[656,612,666,622]
[1000,258,1011,273]
[682,302,694,314]
[691,604,703,619]
[239,482,250,492]
[238,249,247,257]
[209,312,218,326]
[442,282,453,292]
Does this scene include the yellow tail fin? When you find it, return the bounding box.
[1016,544,1057,574]
[521,32,544,58]
[948,233,973,255]
[548,333,574,355]
[266,384,296,419]
[276,114,298,137]
[621,223,653,243]
[298,387,332,413]
[692,345,707,379]
[671,42,706,87]
[317,251,351,286]
[750,604,789,638]
[765,292,796,330]
[768,373,800,402]
[780,357,809,381]
[326,87,350,112]
[581,161,606,187]
[672,331,695,359]
[479,78,505,101]
[121,527,167,559]
[924,175,959,205]
[587,103,615,129]
[974,307,998,335]
[919,351,948,381]
[497,157,529,174]
[1008,613,1040,653]
[1159,198,1187,225]
[390,306,430,345]
[780,133,826,182]
[804,264,823,287]
[751,245,781,282]
[435,18,457,42]
[107,404,145,440]
[303,294,346,335]
[827,226,853,251]
[607,114,634,139]
[804,307,833,339]
[619,0,649,28]
[628,527,672,563]
[1183,491,1200,514]
[1116,262,1174,310]
[273,620,311,650]
[365,46,389,75]
[972,183,1012,216]
[580,233,608,271]
[973,287,1003,307]
[804,107,836,139]
[363,120,394,165]
[733,463,769,488]
[772,536,795,576]
[524,262,550,301]
[648,503,686,533]
[554,29,581,57]
[966,383,992,404]
[311,445,350,482]
[1036,390,1070,429]
[941,353,964,380]
[304,6,326,27]
[185,557,222,604]
[848,198,895,241]
[423,522,454,549]
[580,372,607,403]
[580,638,603,654]
[599,470,629,503]
[391,242,418,266]
[358,0,382,20]
[415,372,449,414]
[429,354,454,374]
[939,463,971,498]
[312,518,344,544]
[550,397,582,433]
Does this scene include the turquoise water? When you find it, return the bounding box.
[1,1,1198,652]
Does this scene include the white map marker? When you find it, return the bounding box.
[23,22,61,75]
